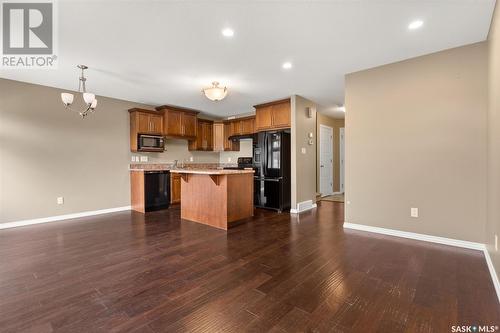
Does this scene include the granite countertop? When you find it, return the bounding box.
[129,163,237,171]
[170,169,254,175]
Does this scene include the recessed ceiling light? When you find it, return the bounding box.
[408,20,424,30]
[222,28,234,37]
[282,62,292,69]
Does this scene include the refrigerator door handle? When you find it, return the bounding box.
[263,132,269,177]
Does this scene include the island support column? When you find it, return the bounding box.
[179,172,254,230]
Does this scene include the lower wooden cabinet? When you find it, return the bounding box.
[170,173,181,204]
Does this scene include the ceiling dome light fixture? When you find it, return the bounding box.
[222,28,234,37]
[282,62,292,69]
[202,81,228,101]
[408,20,424,30]
[60,65,98,118]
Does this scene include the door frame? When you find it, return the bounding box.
[319,124,334,196]
[339,127,345,193]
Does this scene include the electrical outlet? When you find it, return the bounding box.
[57,197,64,205]
[189,156,194,162]
[410,207,419,218]
[227,157,232,163]
[301,147,306,154]
[495,234,498,252]
[131,156,136,162]
[140,156,148,162]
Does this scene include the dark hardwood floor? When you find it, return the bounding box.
[0,202,498,332]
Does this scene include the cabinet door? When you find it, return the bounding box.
[196,121,204,150]
[230,120,241,136]
[255,106,273,131]
[182,113,197,137]
[223,122,232,151]
[241,118,255,134]
[165,110,183,136]
[137,112,151,133]
[205,122,213,150]
[271,102,291,129]
[213,123,224,151]
[149,114,163,134]
[170,174,181,204]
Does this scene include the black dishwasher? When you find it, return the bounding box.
[144,170,170,212]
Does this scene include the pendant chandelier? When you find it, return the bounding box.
[60,65,98,118]
[202,81,228,101]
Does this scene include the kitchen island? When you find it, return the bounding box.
[170,169,254,230]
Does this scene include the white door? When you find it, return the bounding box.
[319,125,334,196]
[339,127,345,193]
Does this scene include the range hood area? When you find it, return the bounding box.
[228,133,256,141]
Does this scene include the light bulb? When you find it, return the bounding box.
[61,93,74,106]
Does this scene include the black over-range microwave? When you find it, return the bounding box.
[138,134,165,152]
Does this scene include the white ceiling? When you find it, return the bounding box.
[0,0,496,119]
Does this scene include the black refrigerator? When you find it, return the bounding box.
[253,130,291,212]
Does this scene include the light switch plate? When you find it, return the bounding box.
[140,156,148,162]
[57,197,64,205]
[410,207,419,218]
[190,156,194,162]
[301,147,306,154]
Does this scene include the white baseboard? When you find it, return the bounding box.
[0,206,132,230]
[484,248,500,303]
[290,200,317,214]
[343,222,484,250]
[344,221,500,303]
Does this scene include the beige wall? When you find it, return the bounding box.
[0,78,219,223]
[219,139,253,164]
[345,42,488,243]
[291,95,317,208]
[316,113,344,193]
[487,3,500,278]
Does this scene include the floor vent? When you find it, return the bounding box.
[291,200,316,214]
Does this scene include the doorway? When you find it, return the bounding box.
[319,125,334,196]
[339,127,345,193]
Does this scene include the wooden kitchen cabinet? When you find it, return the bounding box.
[182,112,197,137]
[229,116,255,136]
[241,117,255,134]
[213,122,240,152]
[224,122,240,151]
[254,98,291,132]
[129,108,164,151]
[155,105,199,139]
[213,123,224,151]
[189,119,214,151]
[130,109,164,135]
[170,173,181,204]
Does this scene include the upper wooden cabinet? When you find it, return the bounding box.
[241,117,255,134]
[213,122,240,152]
[229,116,255,136]
[213,123,224,152]
[129,108,164,151]
[130,108,164,135]
[155,105,199,139]
[189,119,214,151]
[254,98,291,132]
